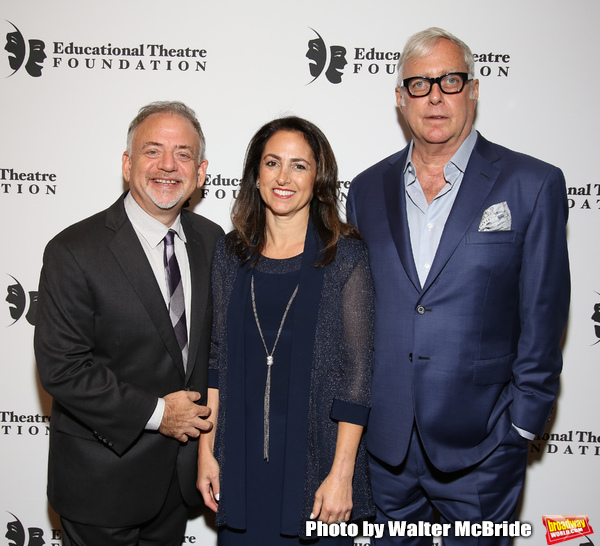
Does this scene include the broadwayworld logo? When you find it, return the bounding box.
[542,515,594,545]
[4,21,46,77]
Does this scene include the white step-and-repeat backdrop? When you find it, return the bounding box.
[2,1,598,544]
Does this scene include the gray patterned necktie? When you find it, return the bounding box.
[163,229,188,369]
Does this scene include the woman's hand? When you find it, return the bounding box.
[197,387,220,512]
[197,450,221,513]
[310,421,363,523]
[311,473,353,524]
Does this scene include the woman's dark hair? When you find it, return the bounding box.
[229,116,359,266]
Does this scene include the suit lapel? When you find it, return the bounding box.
[382,150,422,292]
[106,197,186,379]
[421,135,501,294]
[181,211,210,381]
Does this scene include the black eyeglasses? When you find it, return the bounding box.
[402,72,472,97]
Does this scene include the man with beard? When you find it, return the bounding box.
[35,101,223,545]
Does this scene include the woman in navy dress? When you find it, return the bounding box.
[198,117,375,544]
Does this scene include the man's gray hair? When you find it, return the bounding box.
[396,27,475,87]
[126,101,206,161]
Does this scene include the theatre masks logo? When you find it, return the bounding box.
[306,28,347,84]
[4,513,45,546]
[4,22,46,77]
[305,28,401,84]
[592,294,600,345]
[5,275,37,327]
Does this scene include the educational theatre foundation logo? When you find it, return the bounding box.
[566,182,600,211]
[542,515,594,545]
[304,28,512,87]
[4,21,46,77]
[530,429,600,457]
[3,20,208,78]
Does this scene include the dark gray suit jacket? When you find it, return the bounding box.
[35,193,223,526]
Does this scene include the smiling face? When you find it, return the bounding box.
[397,38,478,156]
[326,45,347,83]
[25,39,46,77]
[257,130,316,225]
[122,112,207,226]
[27,528,45,546]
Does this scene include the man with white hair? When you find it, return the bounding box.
[348,28,570,544]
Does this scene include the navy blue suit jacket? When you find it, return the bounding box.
[347,133,570,472]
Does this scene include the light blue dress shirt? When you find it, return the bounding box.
[403,129,534,441]
[404,128,478,288]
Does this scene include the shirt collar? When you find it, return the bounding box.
[124,192,186,248]
[447,127,478,176]
[404,127,478,187]
[403,140,417,187]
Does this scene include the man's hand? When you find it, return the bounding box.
[159,391,212,442]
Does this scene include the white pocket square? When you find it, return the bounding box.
[478,202,511,232]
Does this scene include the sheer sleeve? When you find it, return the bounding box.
[208,237,230,388]
[330,244,374,425]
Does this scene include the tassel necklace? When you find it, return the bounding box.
[250,273,299,461]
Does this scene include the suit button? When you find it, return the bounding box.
[409,353,413,362]
[416,305,426,315]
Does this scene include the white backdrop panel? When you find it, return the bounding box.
[1,1,598,544]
